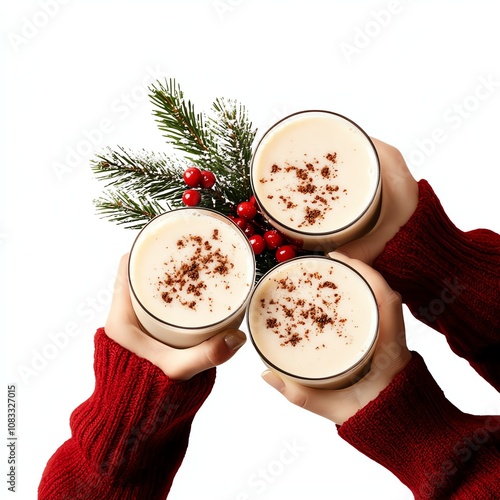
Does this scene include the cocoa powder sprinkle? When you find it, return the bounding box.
[258,269,348,348]
[326,152,337,163]
[298,183,316,194]
[266,318,278,328]
[263,152,351,228]
[158,233,234,311]
[303,207,322,225]
[320,281,337,289]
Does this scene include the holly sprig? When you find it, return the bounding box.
[91,78,304,281]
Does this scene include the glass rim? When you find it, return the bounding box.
[250,109,381,237]
[247,254,380,382]
[128,207,256,331]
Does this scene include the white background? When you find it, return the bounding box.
[2,1,500,499]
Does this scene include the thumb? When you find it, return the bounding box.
[173,329,247,380]
[261,370,360,424]
[333,235,377,264]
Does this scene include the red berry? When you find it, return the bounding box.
[249,234,265,255]
[249,195,257,206]
[200,170,216,189]
[182,189,201,206]
[229,217,246,230]
[236,201,257,220]
[243,222,256,237]
[276,245,296,263]
[183,167,202,187]
[263,230,285,251]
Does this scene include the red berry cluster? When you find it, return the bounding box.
[229,197,300,263]
[181,167,300,265]
[182,166,216,206]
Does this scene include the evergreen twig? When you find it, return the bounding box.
[93,190,169,230]
[149,79,212,162]
[91,77,296,281]
[91,147,186,201]
[209,97,256,202]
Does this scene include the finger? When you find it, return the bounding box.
[172,329,247,380]
[334,234,378,263]
[329,251,406,353]
[371,293,411,375]
[261,370,360,425]
[105,253,139,330]
[328,251,397,308]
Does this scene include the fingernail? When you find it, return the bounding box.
[262,370,285,392]
[330,250,348,258]
[224,330,246,351]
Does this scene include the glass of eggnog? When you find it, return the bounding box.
[247,256,379,389]
[251,110,381,251]
[128,208,256,348]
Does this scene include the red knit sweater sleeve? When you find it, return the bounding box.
[38,328,216,500]
[338,179,500,498]
[338,351,500,499]
[373,179,500,390]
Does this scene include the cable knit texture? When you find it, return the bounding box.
[338,179,500,499]
[373,179,500,389]
[39,180,500,499]
[38,328,216,500]
[338,352,500,499]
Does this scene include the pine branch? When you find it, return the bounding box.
[93,190,170,230]
[208,98,256,202]
[211,98,255,168]
[149,79,212,162]
[90,77,295,282]
[91,147,186,202]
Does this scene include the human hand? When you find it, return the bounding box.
[104,254,247,380]
[335,139,419,264]
[261,252,412,425]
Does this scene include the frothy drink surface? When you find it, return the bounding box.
[252,112,378,234]
[130,211,254,328]
[248,258,378,379]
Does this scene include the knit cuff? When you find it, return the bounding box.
[338,352,500,498]
[374,179,491,297]
[373,180,500,385]
[70,328,216,477]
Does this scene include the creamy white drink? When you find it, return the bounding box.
[248,256,379,388]
[251,111,381,250]
[129,208,255,348]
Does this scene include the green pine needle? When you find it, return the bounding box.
[93,190,169,230]
[149,79,211,161]
[91,147,186,201]
[91,77,306,283]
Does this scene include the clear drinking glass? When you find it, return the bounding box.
[247,255,379,389]
[251,110,381,252]
[129,207,256,348]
